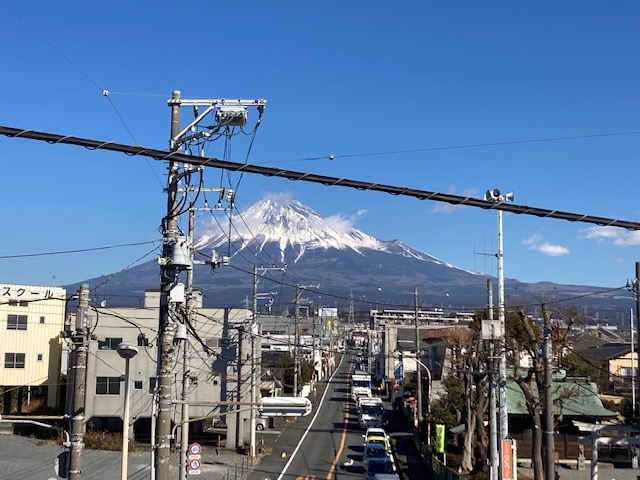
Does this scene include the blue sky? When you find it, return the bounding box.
[2,1,640,290]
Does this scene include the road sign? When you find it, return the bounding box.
[188,458,201,475]
[259,396,312,417]
[189,442,202,457]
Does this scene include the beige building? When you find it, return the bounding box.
[0,283,66,410]
[76,290,256,449]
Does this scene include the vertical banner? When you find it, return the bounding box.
[394,360,404,382]
[435,424,445,453]
[501,439,513,480]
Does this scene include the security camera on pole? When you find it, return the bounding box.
[484,188,515,480]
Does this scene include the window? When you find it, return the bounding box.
[7,315,27,330]
[5,353,25,369]
[98,337,123,350]
[149,377,157,394]
[620,367,635,377]
[96,377,121,395]
[39,316,45,324]
[37,354,43,361]
[134,381,143,390]
[7,300,28,307]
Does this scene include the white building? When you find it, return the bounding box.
[74,290,256,449]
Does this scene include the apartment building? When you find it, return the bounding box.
[78,290,256,449]
[0,283,66,411]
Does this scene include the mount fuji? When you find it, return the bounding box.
[71,194,629,319]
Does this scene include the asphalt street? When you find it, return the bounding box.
[246,353,426,480]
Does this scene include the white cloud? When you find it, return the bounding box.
[522,234,542,247]
[581,226,640,246]
[522,234,569,257]
[614,231,640,246]
[581,226,620,242]
[325,209,367,233]
[432,186,478,214]
[536,243,570,256]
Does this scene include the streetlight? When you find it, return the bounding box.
[117,343,139,480]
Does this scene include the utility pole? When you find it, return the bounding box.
[178,207,196,480]
[636,262,640,423]
[543,306,555,480]
[155,92,265,479]
[250,265,283,460]
[485,188,513,444]
[487,279,499,480]
[632,308,636,420]
[497,207,508,442]
[414,288,423,424]
[294,286,300,397]
[251,266,258,462]
[69,283,90,480]
[293,284,318,397]
[155,90,184,480]
[236,326,244,450]
[348,291,355,326]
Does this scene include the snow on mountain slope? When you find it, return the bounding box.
[194,194,460,269]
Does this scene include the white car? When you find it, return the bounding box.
[255,417,267,430]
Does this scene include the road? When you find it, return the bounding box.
[247,353,426,480]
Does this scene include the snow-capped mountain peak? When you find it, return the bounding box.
[195,194,382,255]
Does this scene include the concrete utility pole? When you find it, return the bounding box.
[178,207,196,480]
[251,266,258,461]
[487,279,499,480]
[69,283,90,480]
[155,90,184,480]
[292,284,318,397]
[249,265,281,460]
[155,92,267,479]
[497,207,508,442]
[543,307,555,480]
[294,286,300,397]
[636,262,640,422]
[348,291,355,326]
[485,187,513,443]
[414,288,423,424]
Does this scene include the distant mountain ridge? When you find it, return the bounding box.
[68,195,633,322]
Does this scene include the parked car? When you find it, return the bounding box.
[373,474,400,480]
[255,417,267,431]
[364,458,396,480]
[362,444,391,471]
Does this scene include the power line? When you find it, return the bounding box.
[266,130,640,165]
[2,125,639,231]
[0,239,160,259]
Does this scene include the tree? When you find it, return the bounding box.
[507,303,578,480]
[442,325,489,474]
[561,351,601,381]
[276,353,314,394]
